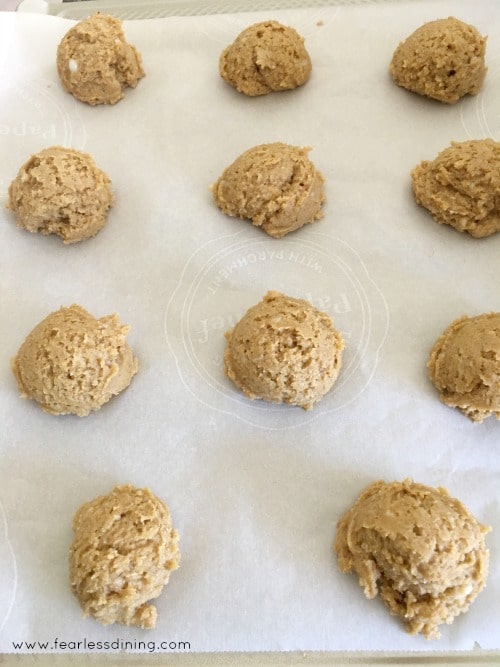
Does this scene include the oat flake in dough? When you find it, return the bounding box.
[390,17,486,104]
[70,484,180,628]
[334,479,490,639]
[213,143,325,238]
[224,291,344,410]
[12,304,138,417]
[57,12,145,105]
[219,20,311,96]
[411,139,500,238]
[427,312,500,422]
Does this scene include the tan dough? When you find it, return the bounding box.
[212,143,325,238]
[411,139,500,238]
[57,12,145,105]
[390,17,487,104]
[427,313,500,422]
[12,304,138,417]
[224,291,344,410]
[70,484,180,629]
[334,479,490,639]
[7,146,114,244]
[219,20,311,96]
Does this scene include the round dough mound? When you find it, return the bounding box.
[411,140,500,238]
[8,146,114,244]
[390,17,487,104]
[70,484,180,629]
[334,479,490,639]
[427,313,500,423]
[57,12,145,105]
[213,142,325,238]
[12,304,138,417]
[219,20,311,96]
[224,291,344,410]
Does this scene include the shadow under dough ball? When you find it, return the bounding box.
[334,478,490,639]
[219,20,311,96]
[390,16,487,103]
[12,304,138,416]
[427,312,500,422]
[7,146,114,243]
[57,12,145,105]
[224,291,344,410]
[70,484,180,628]
[212,142,325,238]
[411,139,500,238]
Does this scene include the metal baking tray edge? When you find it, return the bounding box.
[16,0,391,19]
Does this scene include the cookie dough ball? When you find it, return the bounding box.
[12,304,138,417]
[213,143,325,238]
[224,291,344,410]
[334,479,490,639]
[7,146,114,244]
[70,484,180,628]
[390,17,487,104]
[57,12,145,105]
[427,313,500,422]
[219,20,311,96]
[411,140,500,238]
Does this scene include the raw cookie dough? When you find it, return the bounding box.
[390,17,487,104]
[57,12,145,105]
[212,143,325,238]
[70,484,180,628]
[411,139,500,238]
[219,20,311,96]
[7,146,114,244]
[12,304,138,416]
[224,291,344,410]
[427,313,500,422]
[334,479,490,639]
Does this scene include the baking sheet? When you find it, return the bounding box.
[0,0,499,656]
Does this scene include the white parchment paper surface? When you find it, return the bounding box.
[0,0,499,654]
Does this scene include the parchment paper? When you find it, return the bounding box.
[0,0,499,655]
